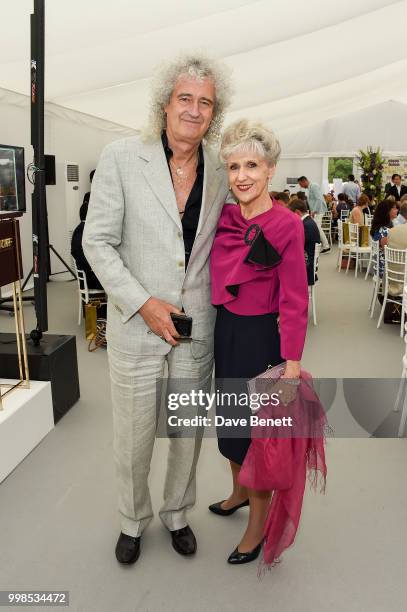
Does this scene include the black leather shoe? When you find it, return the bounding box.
[209,499,249,516]
[170,526,197,556]
[115,532,141,564]
[227,542,262,565]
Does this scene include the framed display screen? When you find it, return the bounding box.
[0,145,26,216]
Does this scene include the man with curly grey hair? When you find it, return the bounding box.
[83,53,233,565]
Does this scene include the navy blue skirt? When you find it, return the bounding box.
[214,305,282,465]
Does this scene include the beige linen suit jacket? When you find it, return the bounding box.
[83,135,228,356]
[387,224,407,296]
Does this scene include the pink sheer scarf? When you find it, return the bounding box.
[238,370,328,570]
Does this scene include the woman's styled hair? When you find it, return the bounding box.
[370,199,397,236]
[219,119,281,166]
[357,194,370,207]
[144,52,233,143]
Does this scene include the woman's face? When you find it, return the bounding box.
[390,205,398,220]
[226,150,275,206]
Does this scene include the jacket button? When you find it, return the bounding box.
[178,261,184,268]
[178,231,182,238]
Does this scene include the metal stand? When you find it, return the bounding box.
[0,287,34,315]
[21,243,77,291]
[29,0,47,346]
[0,280,30,409]
[0,220,30,409]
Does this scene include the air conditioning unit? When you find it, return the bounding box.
[286,177,298,192]
[65,163,80,270]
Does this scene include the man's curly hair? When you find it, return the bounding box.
[144,52,233,144]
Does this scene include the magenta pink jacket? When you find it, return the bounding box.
[210,202,308,361]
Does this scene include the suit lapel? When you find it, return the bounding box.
[197,147,224,235]
[140,140,182,230]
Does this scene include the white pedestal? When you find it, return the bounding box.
[0,379,54,483]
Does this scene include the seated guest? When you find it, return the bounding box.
[82,169,96,207]
[71,201,103,290]
[386,173,407,201]
[297,175,329,253]
[275,191,290,207]
[289,198,320,285]
[324,193,334,211]
[332,192,352,220]
[294,191,310,212]
[365,192,376,214]
[394,194,407,225]
[348,194,370,225]
[387,201,407,295]
[370,199,398,277]
[296,190,308,203]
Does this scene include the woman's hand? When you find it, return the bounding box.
[277,361,301,406]
[281,360,301,379]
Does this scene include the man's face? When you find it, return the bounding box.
[164,76,215,145]
[394,175,401,186]
[299,179,308,189]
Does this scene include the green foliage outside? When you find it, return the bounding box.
[328,157,353,182]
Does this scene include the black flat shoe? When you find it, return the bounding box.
[115,532,141,564]
[208,499,249,516]
[170,525,197,556]
[227,542,262,565]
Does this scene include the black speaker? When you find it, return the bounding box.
[0,333,80,423]
[44,154,56,185]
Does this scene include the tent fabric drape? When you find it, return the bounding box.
[2,1,407,150]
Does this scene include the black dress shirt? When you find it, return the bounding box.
[162,131,204,270]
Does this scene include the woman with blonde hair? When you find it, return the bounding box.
[348,193,370,225]
[209,119,309,564]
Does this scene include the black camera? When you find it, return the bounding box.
[170,313,193,338]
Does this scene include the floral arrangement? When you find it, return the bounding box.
[357,147,384,199]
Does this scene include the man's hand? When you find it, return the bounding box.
[139,297,182,346]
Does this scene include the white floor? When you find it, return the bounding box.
[0,250,406,612]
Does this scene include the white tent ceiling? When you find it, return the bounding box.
[279,100,407,157]
[2,0,407,145]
